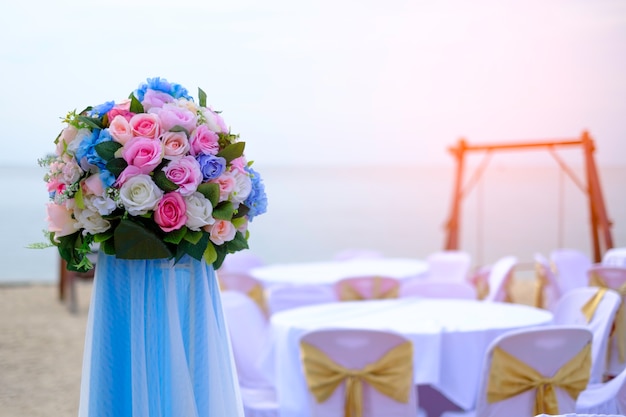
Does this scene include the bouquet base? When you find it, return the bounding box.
[78,251,244,417]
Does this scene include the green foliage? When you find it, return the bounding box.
[114,219,172,260]
[217,142,245,163]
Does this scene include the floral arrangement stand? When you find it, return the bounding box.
[40,78,267,416]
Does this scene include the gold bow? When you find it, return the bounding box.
[534,262,549,309]
[219,279,268,316]
[581,287,607,323]
[487,343,591,415]
[300,341,413,417]
[589,273,626,363]
[338,277,399,301]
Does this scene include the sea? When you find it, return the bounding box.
[2,162,625,284]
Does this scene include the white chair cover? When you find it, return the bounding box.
[399,280,476,299]
[535,252,563,311]
[552,287,621,384]
[442,326,594,417]
[219,250,266,274]
[425,250,472,283]
[299,328,419,417]
[536,414,625,417]
[266,284,337,315]
[550,248,592,295]
[220,291,279,417]
[602,247,626,267]
[576,361,626,415]
[483,255,518,302]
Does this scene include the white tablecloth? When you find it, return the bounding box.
[249,258,428,287]
[603,247,626,267]
[261,298,553,417]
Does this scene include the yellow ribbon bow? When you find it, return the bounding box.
[487,343,591,415]
[589,273,626,363]
[300,341,413,417]
[338,277,399,301]
[581,287,607,323]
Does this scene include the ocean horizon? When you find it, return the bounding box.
[2,162,624,284]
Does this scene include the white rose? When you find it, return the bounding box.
[119,174,163,216]
[83,194,117,216]
[184,192,215,231]
[230,170,252,204]
[75,207,111,235]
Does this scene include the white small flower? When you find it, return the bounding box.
[230,170,252,204]
[75,207,111,235]
[184,192,215,231]
[119,174,163,216]
[84,194,117,216]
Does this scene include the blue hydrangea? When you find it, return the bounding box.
[244,167,267,221]
[88,101,115,117]
[197,154,226,181]
[134,77,192,102]
[75,129,113,172]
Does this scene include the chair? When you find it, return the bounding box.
[218,250,266,274]
[442,326,594,417]
[217,271,269,316]
[550,248,592,295]
[334,276,401,301]
[552,287,621,384]
[602,247,626,267]
[220,290,278,417]
[482,255,518,303]
[299,328,420,417]
[399,280,476,300]
[575,360,626,415]
[534,252,563,311]
[265,284,338,315]
[468,264,492,300]
[587,264,626,378]
[424,250,472,283]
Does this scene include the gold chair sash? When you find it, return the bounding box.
[246,283,269,316]
[338,277,399,301]
[487,342,591,415]
[581,287,607,323]
[589,273,626,363]
[300,341,413,417]
[534,262,549,309]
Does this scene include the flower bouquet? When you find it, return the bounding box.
[40,77,267,272]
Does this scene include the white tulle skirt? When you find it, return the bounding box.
[78,251,244,417]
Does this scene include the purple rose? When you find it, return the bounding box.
[196,154,226,181]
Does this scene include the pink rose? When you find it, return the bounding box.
[83,173,105,197]
[122,136,163,174]
[142,90,175,111]
[46,202,79,238]
[211,171,236,201]
[163,156,202,196]
[129,113,161,139]
[107,100,133,122]
[55,125,79,156]
[154,192,187,232]
[108,115,133,144]
[189,125,220,156]
[230,156,247,173]
[202,108,229,133]
[206,219,236,245]
[152,103,197,133]
[162,131,190,159]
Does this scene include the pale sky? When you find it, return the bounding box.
[1,0,625,167]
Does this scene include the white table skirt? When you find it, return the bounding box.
[260,298,553,417]
[249,258,428,287]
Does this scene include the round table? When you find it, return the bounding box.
[249,257,428,287]
[260,298,553,417]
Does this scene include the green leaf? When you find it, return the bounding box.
[203,241,217,265]
[74,187,85,209]
[198,87,207,107]
[217,142,245,163]
[153,169,179,192]
[101,238,116,255]
[225,231,249,253]
[94,230,114,243]
[95,141,123,161]
[183,229,204,244]
[76,115,104,130]
[212,244,228,269]
[106,158,128,177]
[114,219,172,260]
[177,232,209,262]
[169,125,190,135]
[197,183,220,207]
[130,94,144,114]
[164,226,188,244]
[213,201,234,220]
[232,204,250,219]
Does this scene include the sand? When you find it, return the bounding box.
[0,276,535,417]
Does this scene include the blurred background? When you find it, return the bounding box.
[1,0,625,282]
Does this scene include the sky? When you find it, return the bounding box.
[1,0,625,168]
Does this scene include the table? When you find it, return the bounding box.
[249,257,428,287]
[261,298,553,417]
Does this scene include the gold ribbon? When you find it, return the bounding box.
[487,343,591,415]
[589,273,626,363]
[581,287,607,323]
[534,261,549,309]
[300,341,413,417]
[338,277,399,301]
[219,279,268,316]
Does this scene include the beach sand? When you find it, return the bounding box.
[0,276,536,417]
